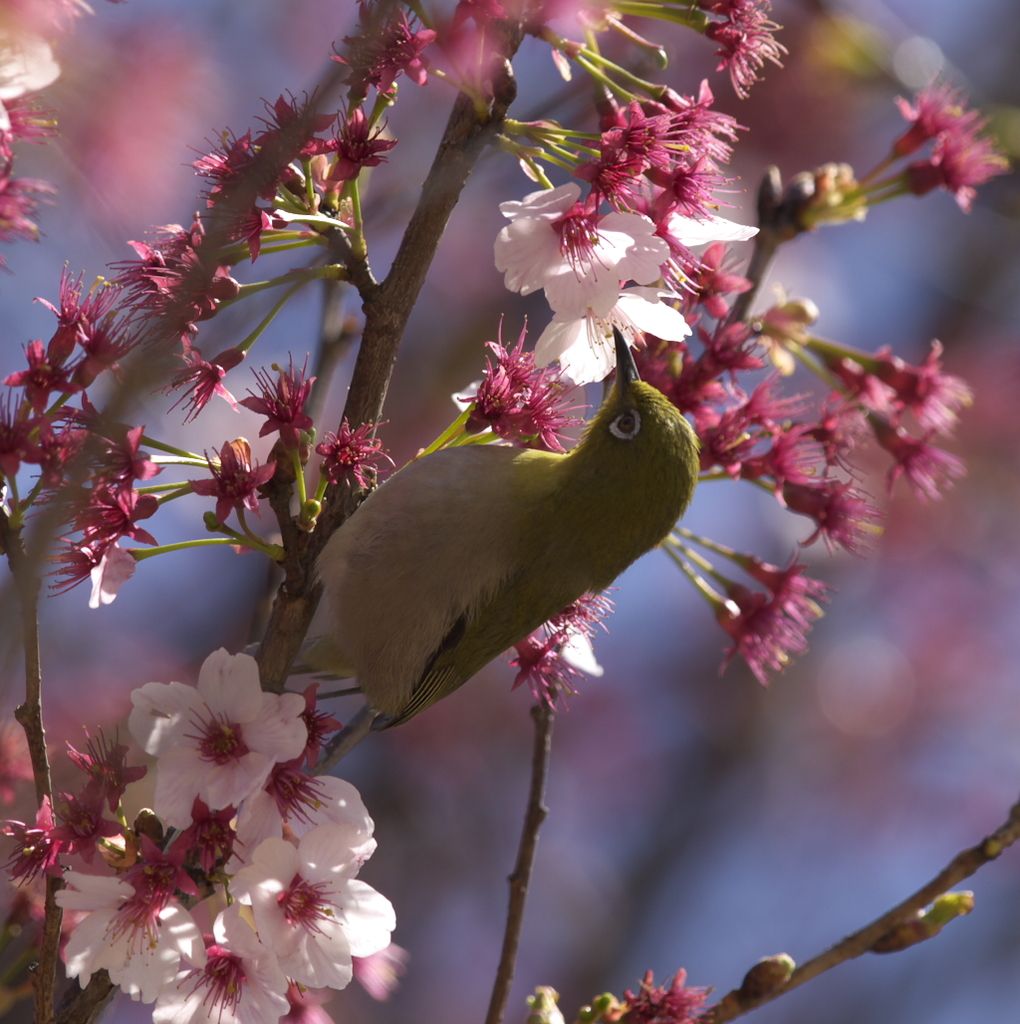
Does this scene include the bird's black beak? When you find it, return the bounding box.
[614,327,640,388]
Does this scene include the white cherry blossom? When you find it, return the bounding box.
[57,872,205,1004]
[153,904,289,1024]
[230,824,395,991]
[128,649,307,829]
[495,183,670,319]
[535,286,692,385]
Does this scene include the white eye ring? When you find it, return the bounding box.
[609,409,641,440]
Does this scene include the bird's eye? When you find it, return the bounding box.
[609,409,641,440]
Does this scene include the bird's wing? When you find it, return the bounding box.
[317,446,537,716]
[384,555,590,727]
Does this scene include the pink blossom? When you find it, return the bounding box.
[717,560,830,685]
[457,324,582,448]
[189,438,277,525]
[240,357,315,449]
[2,797,62,882]
[298,684,341,770]
[112,217,241,346]
[701,0,786,99]
[90,424,160,490]
[690,242,751,319]
[128,649,307,829]
[176,798,238,874]
[328,107,398,184]
[0,168,54,251]
[167,345,246,421]
[75,486,159,548]
[783,479,883,554]
[338,9,437,102]
[509,593,611,706]
[4,337,80,413]
[871,341,972,435]
[0,390,42,476]
[872,418,966,502]
[66,730,146,814]
[315,419,394,487]
[893,80,984,158]
[352,943,409,1001]
[623,968,710,1024]
[906,121,1008,212]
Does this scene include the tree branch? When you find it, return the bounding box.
[709,792,1020,1022]
[485,703,555,1024]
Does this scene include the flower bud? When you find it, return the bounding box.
[871,891,975,953]
[738,953,795,999]
[526,986,566,1024]
[578,993,623,1024]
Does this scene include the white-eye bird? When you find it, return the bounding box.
[312,328,700,727]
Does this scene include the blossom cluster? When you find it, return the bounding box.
[489,78,993,687]
[2,650,397,1023]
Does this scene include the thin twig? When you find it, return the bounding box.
[709,793,1020,1022]
[728,165,809,324]
[315,704,380,773]
[1,515,61,1024]
[485,703,556,1024]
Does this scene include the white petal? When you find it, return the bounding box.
[533,317,588,371]
[560,633,604,678]
[56,872,134,912]
[614,289,692,342]
[89,543,136,608]
[202,751,274,815]
[0,32,60,101]
[300,776,375,838]
[233,789,284,858]
[498,183,579,222]
[279,925,352,990]
[298,823,364,882]
[63,909,121,988]
[160,902,207,969]
[494,217,563,295]
[542,259,622,319]
[667,212,758,246]
[128,680,203,756]
[600,212,670,285]
[333,879,396,958]
[196,650,264,721]
[153,745,209,829]
[243,691,307,761]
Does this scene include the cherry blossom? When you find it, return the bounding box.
[128,649,307,829]
[535,286,691,386]
[495,183,670,319]
[57,871,205,1003]
[153,903,289,1024]
[233,774,376,872]
[0,26,60,133]
[230,824,395,991]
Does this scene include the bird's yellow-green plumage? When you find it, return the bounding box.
[314,330,700,727]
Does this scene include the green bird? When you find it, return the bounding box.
[313,328,700,727]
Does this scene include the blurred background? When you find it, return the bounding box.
[1,0,1019,1022]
